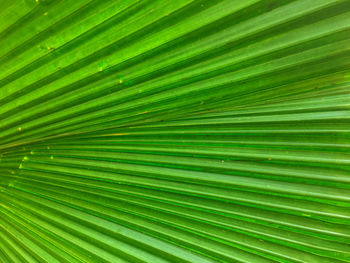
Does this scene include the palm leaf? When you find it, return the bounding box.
[0,0,349,262]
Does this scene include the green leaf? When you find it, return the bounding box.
[0,0,350,262]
